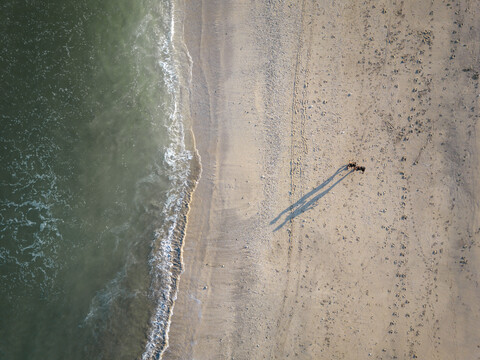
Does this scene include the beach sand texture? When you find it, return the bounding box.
[166,0,480,359]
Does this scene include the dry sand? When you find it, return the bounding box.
[166,0,480,359]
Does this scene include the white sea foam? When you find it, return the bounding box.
[82,266,128,327]
[141,1,195,359]
[0,160,63,293]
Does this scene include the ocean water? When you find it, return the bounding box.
[0,0,194,359]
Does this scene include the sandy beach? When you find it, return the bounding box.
[166,0,480,359]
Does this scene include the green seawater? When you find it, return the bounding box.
[0,0,191,359]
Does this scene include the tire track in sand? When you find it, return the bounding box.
[273,0,313,357]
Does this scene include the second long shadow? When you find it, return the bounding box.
[270,165,353,231]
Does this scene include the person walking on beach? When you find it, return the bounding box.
[347,161,365,173]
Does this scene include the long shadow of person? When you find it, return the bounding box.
[270,165,353,231]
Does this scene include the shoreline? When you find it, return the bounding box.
[166,1,480,359]
[142,0,202,358]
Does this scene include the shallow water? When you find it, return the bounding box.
[0,0,190,359]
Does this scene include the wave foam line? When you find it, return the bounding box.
[141,0,200,359]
